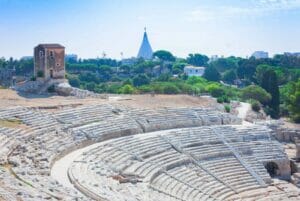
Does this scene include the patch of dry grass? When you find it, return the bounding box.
[0,119,22,128]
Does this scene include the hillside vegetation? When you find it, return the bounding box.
[1,51,300,122]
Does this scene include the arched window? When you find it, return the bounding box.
[50,51,54,58]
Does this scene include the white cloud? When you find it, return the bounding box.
[186,0,300,22]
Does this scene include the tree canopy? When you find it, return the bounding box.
[187,54,209,67]
[203,66,221,82]
[241,85,271,104]
[261,69,280,119]
[153,50,175,62]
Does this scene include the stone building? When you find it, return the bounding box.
[34,44,65,80]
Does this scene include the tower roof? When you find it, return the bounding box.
[35,44,65,49]
[137,29,153,60]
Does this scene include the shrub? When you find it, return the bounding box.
[68,76,80,87]
[222,96,230,103]
[47,85,55,93]
[186,76,207,85]
[224,105,231,113]
[162,84,180,94]
[119,84,135,94]
[107,84,122,93]
[210,87,225,98]
[205,83,226,97]
[133,74,150,87]
[250,100,261,112]
[241,85,271,104]
[37,70,44,78]
[138,85,153,93]
[217,97,224,103]
[30,76,36,81]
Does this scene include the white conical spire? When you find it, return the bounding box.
[137,28,153,60]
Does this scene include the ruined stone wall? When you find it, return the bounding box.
[45,48,65,79]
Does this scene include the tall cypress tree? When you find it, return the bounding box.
[261,69,280,119]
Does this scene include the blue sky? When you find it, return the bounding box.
[0,0,300,59]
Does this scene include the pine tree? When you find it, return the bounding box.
[203,66,221,82]
[261,69,280,119]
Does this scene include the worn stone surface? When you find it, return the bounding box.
[0,99,299,200]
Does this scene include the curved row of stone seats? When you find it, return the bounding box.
[7,127,84,200]
[0,107,28,119]
[150,165,235,201]
[52,105,241,134]
[0,166,56,201]
[0,187,16,201]
[68,124,286,201]
[241,155,272,183]
[183,143,233,160]
[200,156,261,194]
[0,105,284,201]
[125,149,188,181]
[0,128,26,165]
[111,135,171,159]
[165,128,221,147]
[213,126,272,142]
[53,104,116,126]
[150,172,214,201]
[126,107,240,132]
[15,109,58,131]
[0,135,12,164]
[0,107,58,132]
[247,141,287,162]
[71,117,143,141]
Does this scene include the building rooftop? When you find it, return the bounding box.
[137,28,153,60]
[35,44,65,48]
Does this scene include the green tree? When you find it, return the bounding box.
[133,74,150,87]
[186,76,207,85]
[287,79,300,122]
[133,61,155,74]
[237,58,259,81]
[187,54,209,66]
[68,75,80,87]
[255,64,288,85]
[205,83,224,97]
[203,66,221,82]
[172,62,186,74]
[98,65,113,81]
[162,83,180,94]
[240,85,271,104]
[222,69,237,84]
[153,50,175,61]
[119,84,135,94]
[210,57,239,73]
[261,69,280,119]
[86,82,96,91]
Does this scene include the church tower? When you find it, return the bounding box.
[137,28,153,60]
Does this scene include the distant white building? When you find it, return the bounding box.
[20,56,33,60]
[251,51,269,59]
[184,66,205,77]
[121,57,137,66]
[209,55,219,63]
[65,54,78,62]
[284,52,300,57]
